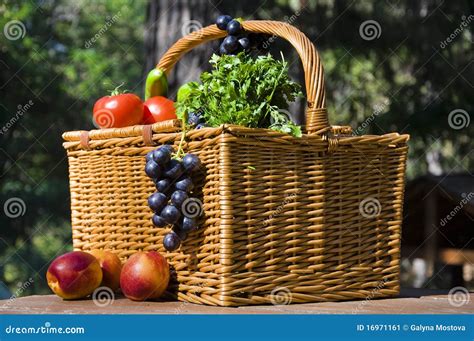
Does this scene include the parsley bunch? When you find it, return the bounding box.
[176,53,303,137]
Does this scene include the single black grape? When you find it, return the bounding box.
[163,159,184,179]
[188,112,204,126]
[216,14,232,30]
[238,37,250,50]
[182,216,197,232]
[172,225,188,241]
[156,178,172,193]
[159,145,174,154]
[175,177,194,192]
[161,205,181,224]
[148,192,168,212]
[145,160,161,179]
[222,35,239,52]
[226,20,242,35]
[230,45,243,56]
[163,232,181,251]
[171,190,188,207]
[146,151,154,162]
[152,149,171,165]
[219,43,228,55]
[196,123,206,129]
[182,154,201,173]
[152,214,167,227]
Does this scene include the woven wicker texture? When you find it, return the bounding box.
[62,21,410,306]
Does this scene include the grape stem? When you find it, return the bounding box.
[174,115,187,159]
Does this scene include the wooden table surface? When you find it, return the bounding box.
[1,294,472,314]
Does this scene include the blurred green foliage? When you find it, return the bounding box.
[0,0,472,296]
[0,0,145,296]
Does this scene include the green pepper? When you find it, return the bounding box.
[145,68,168,100]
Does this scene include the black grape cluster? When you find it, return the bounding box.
[216,15,251,55]
[216,15,270,55]
[187,111,206,129]
[145,145,202,251]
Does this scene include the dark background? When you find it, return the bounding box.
[0,0,472,297]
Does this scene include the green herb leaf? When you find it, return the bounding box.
[176,53,303,137]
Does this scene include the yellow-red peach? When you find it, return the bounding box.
[89,250,122,291]
[46,251,102,299]
[120,251,170,301]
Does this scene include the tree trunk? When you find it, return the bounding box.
[144,0,220,95]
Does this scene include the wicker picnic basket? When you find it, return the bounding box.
[62,20,409,306]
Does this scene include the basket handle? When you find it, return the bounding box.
[157,20,329,134]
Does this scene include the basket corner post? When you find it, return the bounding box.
[216,133,237,305]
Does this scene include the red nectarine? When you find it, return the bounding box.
[120,251,170,301]
[46,251,102,299]
[89,250,122,291]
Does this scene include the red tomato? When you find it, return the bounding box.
[143,96,177,124]
[93,93,144,128]
[141,105,155,124]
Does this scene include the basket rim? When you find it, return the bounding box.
[62,120,409,141]
[62,119,409,152]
